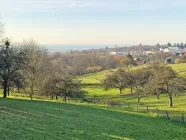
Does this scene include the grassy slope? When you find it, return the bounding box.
[79,64,186,98]
[78,70,109,84]
[79,64,186,96]
[1,64,186,140]
[78,64,186,118]
[79,64,186,84]
[170,64,186,75]
[1,98,186,140]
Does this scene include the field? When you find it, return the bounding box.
[78,64,186,98]
[1,64,186,140]
[79,64,186,84]
[1,98,186,140]
[78,64,186,119]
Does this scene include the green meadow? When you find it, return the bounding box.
[78,64,186,119]
[79,64,186,84]
[79,64,186,97]
[1,63,186,140]
[79,64,186,98]
[1,98,186,140]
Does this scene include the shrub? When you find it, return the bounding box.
[86,66,102,73]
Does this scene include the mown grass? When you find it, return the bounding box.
[1,98,186,140]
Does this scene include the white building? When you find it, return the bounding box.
[109,52,130,56]
[109,52,117,55]
[143,51,155,55]
[163,47,184,54]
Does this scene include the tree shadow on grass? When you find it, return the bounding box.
[0,97,186,140]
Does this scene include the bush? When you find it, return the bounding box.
[86,66,102,73]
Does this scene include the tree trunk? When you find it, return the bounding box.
[119,88,122,95]
[51,95,54,100]
[169,96,173,107]
[7,85,10,96]
[137,97,141,104]
[157,96,160,100]
[17,88,20,93]
[64,94,67,102]
[130,86,133,94]
[29,93,33,100]
[156,94,160,100]
[30,92,33,100]
[3,80,8,98]
[56,96,58,100]
[30,85,34,100]
[137,94,141,104]
[30,79,34,100]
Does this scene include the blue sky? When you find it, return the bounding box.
[1,0,186,45]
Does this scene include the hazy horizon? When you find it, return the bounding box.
[44,44,132,52]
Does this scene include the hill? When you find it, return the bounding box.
[78,64,186,98]
[0,98,186,140]
[79,64,186,84]
[78,64,186,121]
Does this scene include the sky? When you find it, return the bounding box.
[0,0,186,45]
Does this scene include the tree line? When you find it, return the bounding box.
[0,38,138,101]
[0,40,83,102]
[52,50,121,75]
[2,39,185,106]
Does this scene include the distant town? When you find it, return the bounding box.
[107,43,186,64]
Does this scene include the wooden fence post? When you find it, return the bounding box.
[146,105,149,113]
[156,108,158,114]
[166,111,170,120]
[182,113,185,123]
[93,98,96,104]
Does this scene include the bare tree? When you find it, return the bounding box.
[41,75,82,102]
[146,65,178,107]
[103,69,130,94]
[21,40,50,99]
[132,67,152,104]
